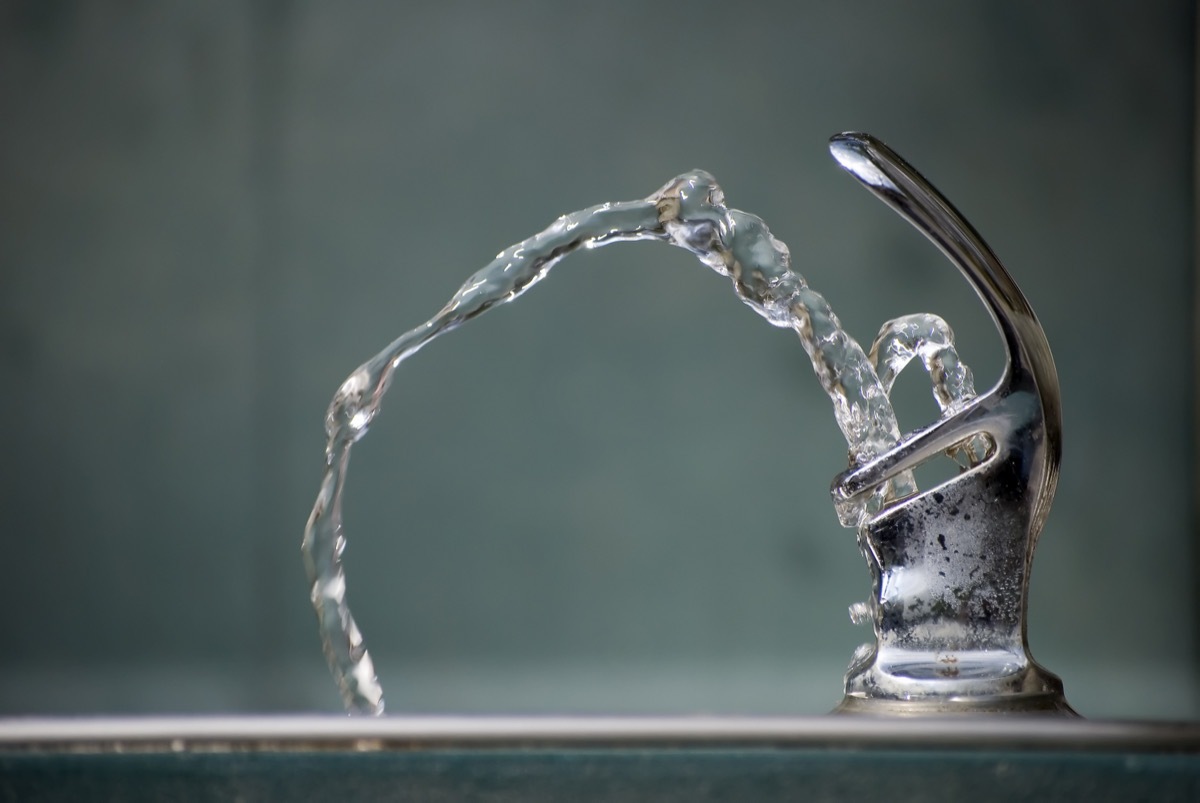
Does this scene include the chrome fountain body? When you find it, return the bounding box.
[829,134,1071,715]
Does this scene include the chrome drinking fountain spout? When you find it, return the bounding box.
[828,133,1073,715]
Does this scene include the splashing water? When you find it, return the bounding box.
[869,314,990,466]
[303,170,978,714]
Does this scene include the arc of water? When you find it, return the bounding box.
[303,170,975,714]
[869,314,990,467]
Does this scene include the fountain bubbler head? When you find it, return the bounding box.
[828,133,1072,716]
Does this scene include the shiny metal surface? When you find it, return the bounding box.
[5,717,1198,802]
[829,134,1069,714]
[1,715,1197,753]
[3,717,1197,803]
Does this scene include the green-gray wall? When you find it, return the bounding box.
[1,0,1195,718]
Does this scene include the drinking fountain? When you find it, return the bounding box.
[2,133,1196,801]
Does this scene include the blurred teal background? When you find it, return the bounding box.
[0,1,1195,719]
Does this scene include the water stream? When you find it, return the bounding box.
[302,170,978,714]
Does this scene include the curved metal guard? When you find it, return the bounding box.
[828,133,1073,715]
